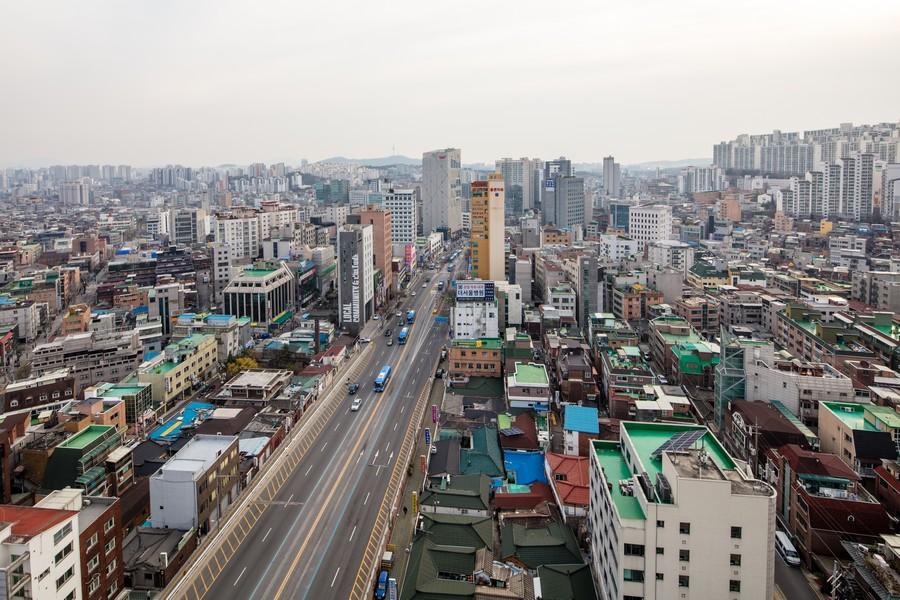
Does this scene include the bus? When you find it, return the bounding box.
[374,365,392,392]
[406,310,416,324]
[398,327,409,345]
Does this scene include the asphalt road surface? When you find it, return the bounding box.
[775,553,820,600]
[170,257,461,600]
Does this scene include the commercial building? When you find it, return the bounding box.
[589,423,775,600]
[505,362,551,411]
[745,357,853,425]
[448,338,502,378]
[42,424,122,495]
[32,330,143,395]
[611,284,664,323]
[170,208,208,245]
[496,157,540,212]
[222,261,296,328]
[84,382,153,429]
[451,280,499,340]
[1,368,75,414]
[383,188,417,246]
[818,402,900,477]
[648,315,704,378]
[149,434,240,533]
[469,173,505,281]
[61,303,91,336]
[673,296,719,335]
[172,313,252,363]
[352,206,393,301]
[422,148,462,236]
[602,155,621,198]
[647,240,694,275]
[600,346,655,419]
[336,224,374,335]
[543,175,586,230]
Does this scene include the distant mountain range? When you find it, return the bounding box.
[623,158,712,171]
[317,155,420,167]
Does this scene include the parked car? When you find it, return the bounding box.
[435,368,445,379]
[373,314,380,320]
[395,311,402,318]
[348,383,360,395]
[360,337,371,343]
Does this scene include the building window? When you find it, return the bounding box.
[656,573,664,581]
[730,554,741,566]
[656,547,664,555]
[731,526,742,539]
[87,532,98,550]
[105,538,116,555]
[679,549,690,562]
[624,543,645,556]
[657,520,665,528]
[88,555,100,573]
[104,518,115,534]
[679,522,691,535]
[679,575,690,588]
[88,575,100,594]
[623,569,644,582]
[53,522,73,545]
[730,580,741,592]
[56,566,74,590]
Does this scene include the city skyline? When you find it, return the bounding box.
[3,1,899,167]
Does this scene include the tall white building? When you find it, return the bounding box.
[215,214,260,260]
[422,148,462,236]
[590,422,775,600]
[647,240,694,275]
[451,280,499,340]
[171,208,208,245]
[628,205,673,252]
[882,163,900,220]
[597,234,639,264]
[603,156,621,198]
[838,153,875,219]
[383,188,418,245]
[677,166,725,194]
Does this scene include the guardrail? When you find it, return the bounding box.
[164,343,375,600]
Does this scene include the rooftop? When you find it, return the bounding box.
[157,434,236,477]
[509,362,549,386]
[451,338,502,350]
[622,421,736,483]
[593,441,645,520]
[0,506,76,540]
[822,402,900,431]
[564,405,599,434]
[59,425,114,450]
[242,268,277,278]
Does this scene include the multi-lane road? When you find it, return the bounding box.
[167,259,458,600]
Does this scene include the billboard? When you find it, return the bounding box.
[456,280,495,302]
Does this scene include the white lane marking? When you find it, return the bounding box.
[321,441,328,453]
[372,450,379,465]
[331,567,340,588]
[286,493,294,507]
[234,566,247,586]
[388,451,394,464]
[416,367,420,374]
[349,525,357,542]
[305,465,313,477]
[401,405,406,414]
[262,527,272,543]
[385,441,390,452]
[356,451,363,465]
[364,492,370,505]
[334,422,340,432]
[393,422,398,432]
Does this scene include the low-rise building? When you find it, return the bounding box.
[32,330,143,395]
[545,452,590,522]
[611,284,664,322]
[60,303,92,336]
[1,368,75,414]
[775,303,876,375]
[447,338,502,378]
[600,346,655,419]
[172,313,252,363]
[648,315,703,378]
[562,405,599,456]
[673,296,719,335]
[589,423,776,600]
[818,401,900,477]
[149,434,239,534]
[215,369,292,408]
[137,334,217,410]
[505,362,550,411]
[745,357,853,425]
[43,424,122,495]
[84,382,153,431]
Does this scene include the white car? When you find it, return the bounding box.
[350,398,362,411]
[422,283,427,288]
[396,312,402,318]
[359,337,371,343]
[411,291,416,296]
[373,315,380,320]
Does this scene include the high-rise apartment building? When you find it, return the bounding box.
[171,208,207,245]
[627,204,673,251]
[882,163,900,220]
[383,188,418,246]
[603,156,621,197]
[469,173,505,281]
[59,179,91,206]
[337,224,374,335]
[422,148,462,237]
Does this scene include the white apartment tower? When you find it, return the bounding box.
[603,156,621,198]
[422,148,462,237]
[496,157,540,211]
[59,179,91,206]
[627,204,673,252]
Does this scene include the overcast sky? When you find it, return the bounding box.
[3,0,899,168]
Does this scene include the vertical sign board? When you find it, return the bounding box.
[411,491,418,513]
[388,579,398,600]
[424,427,431,446]
[339,230,361,329]
[431,404,438,423]
[420,453,427,473]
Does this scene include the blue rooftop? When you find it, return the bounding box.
[564,405,599,434]
[150,401,215,442]
[503,450,548,486]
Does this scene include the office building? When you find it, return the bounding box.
[496,157,540,212]
[647,240,694,275]
[170,208,207,245]
[150,434,240,534]
[589,423,775,600]
[627,204,673,252]
[422,148,461,236]
[222,261,296,327]
[383,188,418,246]
[352,206,393,300]
[602,156,621,197]
[543,175,585,229]
[451,280,499,340]
[469,173,505,281]
[337,224,374,335]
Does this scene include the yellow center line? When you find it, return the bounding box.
[271,296,434,599]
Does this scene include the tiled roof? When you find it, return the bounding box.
[546,453,590,507]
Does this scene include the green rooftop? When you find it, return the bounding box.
[593,441,645,520]
[59,425,114,450]
[145,361,177,375]
[510,362,549,386]
[622,422,735,483]
[451,338,502,350]
[822,402,900,431]
[97,384,148,397]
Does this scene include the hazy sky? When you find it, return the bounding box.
[3,0,899,168]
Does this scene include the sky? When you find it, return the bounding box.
[2,0,899,168]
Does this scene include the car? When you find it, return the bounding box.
[430,445,438,454]
[360,337,371,343]
[411,291,416,296]
[373,314,380,320]
[350,398,362,411]
[396,312,402,318]
[384,328,393,337]
[435,368,445,379]
[387,339,394,346]
[422,283,427,288]
[348,383,360,395]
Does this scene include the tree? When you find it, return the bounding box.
[226,356,258,378]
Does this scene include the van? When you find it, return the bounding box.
[775,531,801,566]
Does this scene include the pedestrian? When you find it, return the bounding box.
[403,505,408,515]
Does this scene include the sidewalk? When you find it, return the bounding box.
[385,368,445,589]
